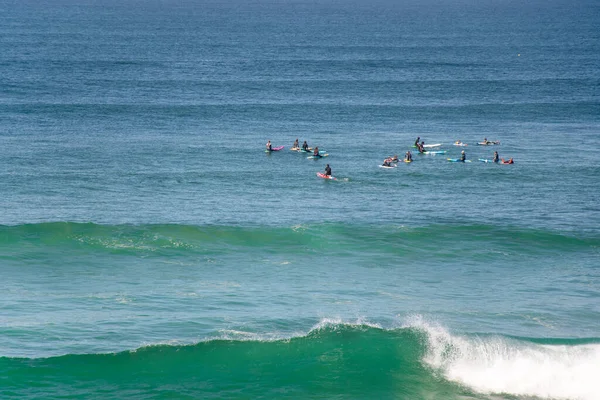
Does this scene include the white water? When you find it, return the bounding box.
[410,317,600,400]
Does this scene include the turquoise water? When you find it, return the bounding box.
[1,0,599,398]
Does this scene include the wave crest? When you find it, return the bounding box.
[407,316,600,400]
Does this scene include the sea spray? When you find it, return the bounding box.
[409,317,600,400]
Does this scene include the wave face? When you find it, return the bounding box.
[2,321,599,400]
[1,221,597,257]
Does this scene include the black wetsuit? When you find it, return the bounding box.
[460,153,466,162]
[325,166,331,176]
[302,143,309,151]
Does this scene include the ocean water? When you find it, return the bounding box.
[1,0,599,398]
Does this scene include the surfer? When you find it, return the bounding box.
[292,138,299,149]
[382,157,393,167]
[460,150,466,162]
[302,141,309,152]
[405,151,413,162]
[324,164,331,176]
[390,155,399,163]
[313,147,321,158]
[266,140,272,151]
[502,158,514,164]
[417,141,426,153]
[414,137,420,147]
[493,151,499,163]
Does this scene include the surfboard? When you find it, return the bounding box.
[423,150,447,155]
[317,172,336,180]
[307,154,329,159]
[447,158,472,163]
[265,146,284,152]
[379,164,396,169]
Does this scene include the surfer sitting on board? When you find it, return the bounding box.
[417,141,426,153]
[390,155,399,163]
[266,140,272,151]
[324,164,331,176]
[405,151,413,162]
[313,147,321,157]
[292,138,299,149]
[414,137,420,147]
[382,158,393,167]
[302,141,309,151]
[493,151,499,163]
[460,150,466,162]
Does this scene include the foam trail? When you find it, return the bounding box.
[407,316,600,400]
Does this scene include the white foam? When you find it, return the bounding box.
[206,317,383,344]
[310,317,383,333]
[405,316,600,400]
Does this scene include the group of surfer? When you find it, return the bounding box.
[269,139,332,176]
[382,151,413,166]
[273,135,513,179]
[414,137,428,153]
[291,138,310,152]
[380,136,513,166]
[456,149,512,163]
[454,138,501,147]
[382,155,399,167]
[288,138,324,158]
[454,149,514,164]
